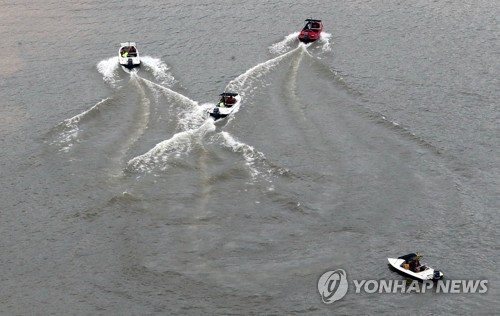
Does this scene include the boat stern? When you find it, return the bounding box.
[298,31,319,43]
[208,108,225,120]
[433,270,444,280]
[119,57,141,69]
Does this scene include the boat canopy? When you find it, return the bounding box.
[398,253,419,262]
[120,42,137,47]
[305,19,322,23]
[220,92,238,97]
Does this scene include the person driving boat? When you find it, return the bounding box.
[219,95,236,108]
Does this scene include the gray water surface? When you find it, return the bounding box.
[0,1,498,314]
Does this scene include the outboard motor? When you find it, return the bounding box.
[433,271,441,280]
[127,59,133,68]
[211,107,220,120]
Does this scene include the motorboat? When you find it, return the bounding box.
[208,92,241,120]
[298,19,323,43]
[388,253,443,281]
[118,42,141,69]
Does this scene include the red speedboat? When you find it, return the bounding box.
[298,19,323,43]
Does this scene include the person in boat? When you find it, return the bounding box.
[413,253,422,272]
[218,97,226,108]
[225,96,236,107]
[409,259,418,272]
[407,254,422,272]
[399,253,417,270]
[121,49,129,58]
[218,95,236,108]
[128,46,136,57]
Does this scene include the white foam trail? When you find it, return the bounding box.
[269,32,301,54]
[124,73,151,153]
[140,56,176,86]
[285,48,306,119]
[318,32,333,52]
[139,77,197,107]
[129,46,301,173]
[227,46,300,98]
[97,57,120,86]
[218,132,277,189]
[126,76,213,172]
[222,47,299,125]
[127,120,216,172]
[51,98,110,152]
[299,43,314,58]
[291,46,302,82]
[177,102,214,131]
[219,132,263,180]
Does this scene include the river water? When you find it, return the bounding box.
[0,0,498,314]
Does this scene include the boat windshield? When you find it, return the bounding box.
[304,20,321,30]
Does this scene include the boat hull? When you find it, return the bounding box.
[298,31,321,43]
[388,258,443,281]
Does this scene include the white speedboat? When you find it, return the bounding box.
[388,253,443,281]
[208,92,241,120]
[118,42,141,69]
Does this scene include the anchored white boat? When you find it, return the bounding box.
[388,253,443,281]
[118,42,141,69]
[208,92,241,120]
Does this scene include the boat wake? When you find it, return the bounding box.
[216,45,305,130]
[269,32,333,55]
[127,119,216,173]
[283,46,307,120]
[216,131,288,187]
[119,74,151,164]
[97,56,176,87]
[48,73,152,168]
[138,77,197,109]
[140,56,176,86]
[50,56,179,153]
[125,76,211,173]
[269,32,301,55]
[317,32,333,53]
[127,49,299,178]
[225,46,300,122]
[49,97,112,152]
[97,57,121,86]
[54,49,300,188]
